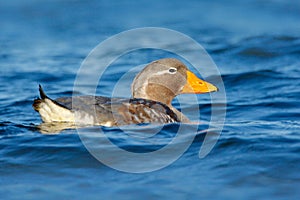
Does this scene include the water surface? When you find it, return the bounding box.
[1,0,300,199]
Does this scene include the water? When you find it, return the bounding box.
[1,0,300,199]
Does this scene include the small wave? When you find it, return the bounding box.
[210,35,300,58]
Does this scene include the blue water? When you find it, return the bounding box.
[1,0,300,199]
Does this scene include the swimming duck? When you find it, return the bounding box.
[33,58,217,126]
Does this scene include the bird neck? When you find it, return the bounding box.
[132,83,175,106]
[132,84,191,123]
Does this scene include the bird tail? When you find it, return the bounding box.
[32,84,49,111]
[33,85,74,123]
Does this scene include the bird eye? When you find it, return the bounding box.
[168,67,177,74]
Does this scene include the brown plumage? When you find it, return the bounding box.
[33,58,218,126]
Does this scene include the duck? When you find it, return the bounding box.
[33,58,218,127]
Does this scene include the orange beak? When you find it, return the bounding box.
[181,71,218,94]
